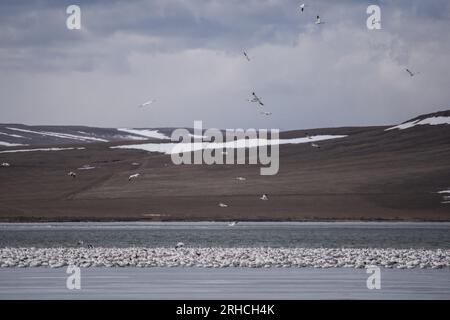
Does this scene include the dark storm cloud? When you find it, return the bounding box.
[0,0,449,129]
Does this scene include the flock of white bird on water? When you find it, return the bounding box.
[0,247,448,269]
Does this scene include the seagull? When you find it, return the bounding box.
[1,162,10,167]
[260,111,272,116]
[131,162,140,166]
[248,92,264,106]
[138,99,156,108]
[228,221,238,226]
[68,171,77,178]
[260,194,269,201]
[243,51,251,62]
[218,203,228,208]
[236,177,246,181]
[299,3,307,12]
[315,15,324,24]
[175,242,185,249]
[311,143,320,148]
[128,173,140,181]
[405,68,420,77]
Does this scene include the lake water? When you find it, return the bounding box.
[1,222,449,248]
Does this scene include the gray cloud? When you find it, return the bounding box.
[0,0,449,129]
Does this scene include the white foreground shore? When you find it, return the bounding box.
[1,247,449,269]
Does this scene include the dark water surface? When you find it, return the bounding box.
[0,222,449,248]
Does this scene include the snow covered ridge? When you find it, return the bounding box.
[111,135,347,154]
[0,247,448,269]
[0,142,28,147]
[6,127,109,142]
[0,147,85,154]
[385,116,450,131]
[117,128,170,140]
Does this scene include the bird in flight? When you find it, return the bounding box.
[128,173,140,181]
[405,68,420,77]
[315,15,324,24]
[138,99,156,108]
[248,92,264,106]
[243,51,251,62]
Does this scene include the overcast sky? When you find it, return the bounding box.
[0,0,449,129]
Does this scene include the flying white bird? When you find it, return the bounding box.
[243,51,251,61]
[236,177,246,181]
[405,68,420,77]
[315,15,324,24]
[311,143,320,148]
[260,111,272,116]
[260,194,269,201]
[1,162,10,167]
[228,221,238,226]
[218,203,228,208]
[128,173,140,181]
[248,92,264,106]
[175,242,185,249]
[138,99,156,108]
[68,171,76,178]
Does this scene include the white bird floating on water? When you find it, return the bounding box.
[260,194,269,201]
[68,171,77,178]
[175,242,185,249]
[260,111,272,116]
[311,143,320,148]
[131,162,140,166]
[228,221,238,226]
[1,162,10,167]
[128,173,140,181]
[315,15,324,24]
[248,92,264,106]
[138,99,156,108]
[405,68,420,77]
[299,3,307,12]
[236,177,246,181]
[218,203,228,208]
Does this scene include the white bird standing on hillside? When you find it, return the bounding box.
[138,99,156,108]
[248,92,264,106]
[128,173,140,181]
[311,143,321,148]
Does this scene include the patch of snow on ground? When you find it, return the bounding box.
[111,135,347,154]
[6,127,109,142]
[0,132,26,138]
[385,116,450,131]
[117,129,170,140]
[0,141,28,147]
[0,147,84,154]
